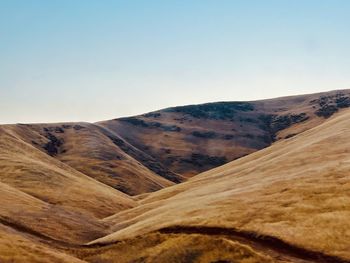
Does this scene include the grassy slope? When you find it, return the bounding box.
[92,108,350,260]
[100,89,350,178]
[74,233,273,263]
[1,90,350,262]
[5,89,349,197]
[0,126,136,244]
[0,224,85,263]
[10,122,174,195]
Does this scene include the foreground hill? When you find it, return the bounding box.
[85,108,350,262]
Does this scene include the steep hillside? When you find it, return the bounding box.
[88,108,350,262]
[0,126,136,244]
[1,90,350,262]
[8,123,175,195]
[100,89,350,177]
[4,90,350,197]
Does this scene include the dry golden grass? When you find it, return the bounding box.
[92,108,350,260]
[0,224,85,263]
[0,126,136,243]
[72,232,272,263]
[100,89,350,177]
[8,123,174,195]
[2,90,350,262]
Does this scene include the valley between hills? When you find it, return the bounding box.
[1,89,350,262]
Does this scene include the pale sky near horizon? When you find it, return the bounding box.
[1,0,349,124]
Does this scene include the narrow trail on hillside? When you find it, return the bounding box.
[159,226,350,263]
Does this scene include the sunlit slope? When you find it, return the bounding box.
[9,123,174,195]
[100,89,350,177]
[0,223,85,263]
[0,126,135,216]
[94,108,350,260]
[0,126,136,243]
[0,179,107,244]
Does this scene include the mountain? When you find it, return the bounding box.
[1,89,350,262]
[8,89,350,197]
[100,89,350,178]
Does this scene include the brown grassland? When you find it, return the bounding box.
[1,90,350,262]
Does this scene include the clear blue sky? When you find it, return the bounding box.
[1,0,349,123]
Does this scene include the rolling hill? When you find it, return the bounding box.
[86,102,350,262]
[100,89,350,178]
[1,90,350,262]
[9,122,175,195]
[0,125,136,243]
[6,89,350,196]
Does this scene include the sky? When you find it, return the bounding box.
[0,0,350,124]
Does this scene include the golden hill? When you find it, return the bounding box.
[86,107,350,262]
[0,126,136,244]
[8,123,175,195]
[100,89,350,178]
[1,90,350,262]
[4,89,349,197]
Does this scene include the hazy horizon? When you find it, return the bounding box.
[0,88,348,125]
[1,0,349,124]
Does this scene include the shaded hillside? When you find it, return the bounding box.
[8,123,175,195]
[87,107,350,262]
[99,89,350,177]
